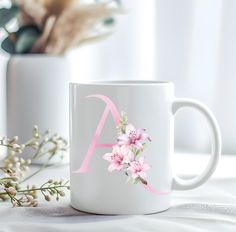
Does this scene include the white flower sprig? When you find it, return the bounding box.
[0,177,69,207]
[1,125,68,183]
[0,126,70,207]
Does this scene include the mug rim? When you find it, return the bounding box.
[70,80,173,86]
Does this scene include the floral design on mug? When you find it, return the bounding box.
[103,112,151,185]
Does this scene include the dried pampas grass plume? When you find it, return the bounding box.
[42,0,78,16]
[10,0,123,54]
[14,0,47,27]
[30,15,56,53]
[45,3,121,54]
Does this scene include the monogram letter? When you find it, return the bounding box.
[73,94,120,173]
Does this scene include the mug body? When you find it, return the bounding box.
[70,81,174,214]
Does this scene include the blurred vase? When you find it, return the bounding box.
[7,55,70,163]
[0,55,7,160]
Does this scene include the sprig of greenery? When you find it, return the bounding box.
[116,111,128,135]
[0,179,69,207]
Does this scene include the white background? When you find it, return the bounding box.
[1,0,236,154]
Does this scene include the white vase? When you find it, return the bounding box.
[0,55,7,160]
[7,55,70,163]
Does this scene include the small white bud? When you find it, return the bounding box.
[14,157,19,162]
[6,187,17,195]
[12,144,21,149]
[20,158,25,164]
[13,136,18,142]
[15,162,21,169]
[27,195,34,201]
[12,202,17,207]
[44,137,49,142]
[20,144,25,149]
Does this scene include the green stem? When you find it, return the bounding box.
[0,177,15,181]
[5,191,21,206]
[0,144,13,149]
[0,192,8,196]
[2,26,10,35]
[20,162,55,184]
[31,140,46,160]
[0,184,69,197]
[34,149,56,159]
[0,181,69,197]
[20,148,63,184]
[17,185,69,194]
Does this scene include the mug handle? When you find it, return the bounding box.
[171,98,221,190]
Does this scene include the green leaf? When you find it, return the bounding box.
[133,178,140,184]
[103,17,115,26]
[115,0,122,5]
[15,26,41,54]
[1,26,41,54]
[1,35,15,54]
[0,5,19,28]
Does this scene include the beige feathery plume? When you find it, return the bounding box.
[42,0,78,16]
[14,0,77,27]
[30,15,56,53]
[45,3,121,54]
[17,11,34,26]
[14,0,47,27]
[13,0,123,54]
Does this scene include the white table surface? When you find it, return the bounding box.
[0,153,236,232]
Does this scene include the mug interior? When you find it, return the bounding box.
[70,80,172,86]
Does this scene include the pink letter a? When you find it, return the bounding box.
[73,94,120,174]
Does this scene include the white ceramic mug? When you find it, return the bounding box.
[70,81,221,214]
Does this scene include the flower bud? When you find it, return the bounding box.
[32,200,38,207]
[33,125,38,131]
[27,195,34,201]
[20,144,25,150]
[13,144,21,149]
[44,195,51,201]
[20,158,25,164]
[14,157,19,162]
[58,191,65,197]
[13,136,19,142]
[44,137,49,142]
[10,176,19,182]
[12,202,17,207]
[6,187,17,196]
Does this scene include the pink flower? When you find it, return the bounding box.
[127,157,150,181]
[117,124,151,150]
[103,145,134,172]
